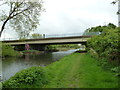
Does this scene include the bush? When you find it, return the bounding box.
[87,27,120,76]
[45,45,58,51]
[87,28,119,61]
[14,45,25,51]
[88,48,98,58]
[45,44,80,51]
[22,50,40,53]
[2,44,18,57]
[3,67,49,88]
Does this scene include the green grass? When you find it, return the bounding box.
[3,53,118,88]
[3,67,49,88]
[0,83,2,88]
[44,53,118,88]
[45,44,80,51]
[2,44,19,57]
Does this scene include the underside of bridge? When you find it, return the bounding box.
[14,44,46,51]
[13,42,87,51]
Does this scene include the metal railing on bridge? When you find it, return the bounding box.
[82,32,100,36]
[1,32,100,41]
[45,33,83,38]
[44,32,100,38]
[0,38,19,41]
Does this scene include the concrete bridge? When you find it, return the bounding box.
[2,36,92,46]
[2,32,99,50]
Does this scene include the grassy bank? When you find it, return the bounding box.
[45,44,80,51]
[0,83,2,89]
[3,53,118,88]
[21,50,43,54]
[2,44,19,58]
[44,53,118,88]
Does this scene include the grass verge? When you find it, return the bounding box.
[44,53,118,88]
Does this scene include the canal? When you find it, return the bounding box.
[2,49,79,81]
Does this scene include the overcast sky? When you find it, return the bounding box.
[0,0,118,39]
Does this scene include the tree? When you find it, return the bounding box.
[111,0,120,4]
[84,23,117,34]
[0,0,44,38]
[112,0,120,26]
[30,33,42,39]
[108,23,117,29]
[87,27,119,61]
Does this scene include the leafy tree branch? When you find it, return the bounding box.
[0,0,44,38]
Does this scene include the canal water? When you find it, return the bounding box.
[2,49,79,81]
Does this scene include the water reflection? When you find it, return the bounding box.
[2,49,79,81]
[52,49,79,61]
[25,53,29,62]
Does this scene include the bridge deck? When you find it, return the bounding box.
[2,36,92,45]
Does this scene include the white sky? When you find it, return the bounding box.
[0,0,118,39]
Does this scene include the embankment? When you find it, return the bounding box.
[3,53,118,88]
